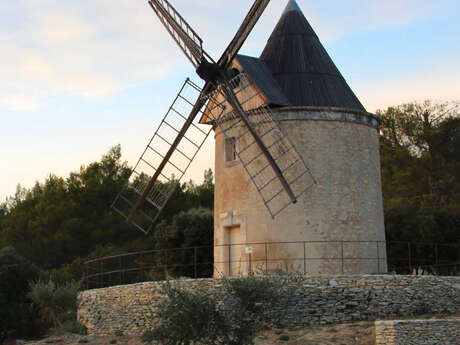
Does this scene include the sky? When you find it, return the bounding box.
[1,0,459,202]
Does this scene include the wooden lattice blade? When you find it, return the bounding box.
[149,0,205,68]
[112,79,220,234]
[218,0,271,68]
[219,80,297,204]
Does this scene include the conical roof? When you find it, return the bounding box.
[260,0,365,111]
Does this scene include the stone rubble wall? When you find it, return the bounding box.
[77,275,460,336]
[375,319,460,345]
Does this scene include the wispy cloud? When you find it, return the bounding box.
[0,93,43,111]
[294,0,456,42]
[0,0,183,111]
[0,0,457,113]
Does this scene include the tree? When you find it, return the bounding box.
[0,247,42,337]
[377,100,460,208]
[378,100,460,266]
[151,207,214,279]
[0,144,216,285]
[194,169,214,209]
[0,145,134,268]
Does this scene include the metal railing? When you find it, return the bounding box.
[84,241,460,289]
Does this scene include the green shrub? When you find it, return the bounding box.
[47,258,86,285]
[146,276,289,345]
[27,278,80,331]
[223,276,281,314]
[140,330,154,343]
[237,275,300,328]
[62,320,87,335]
[148,282,230,345]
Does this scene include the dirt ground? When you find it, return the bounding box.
[255,322,375,345]
[25,321,376,345]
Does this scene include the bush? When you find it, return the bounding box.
[223,276,280,314]
[27,278,80,331]
[47,258,86,285]
[145,276,289,345]
[147,282,230,345]
[62,320,87,335]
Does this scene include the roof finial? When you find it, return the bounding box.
[283,0,302,14]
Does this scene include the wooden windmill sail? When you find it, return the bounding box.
[112,0,315,234]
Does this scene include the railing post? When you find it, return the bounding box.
[248,253,252,276]
[210,245,213,277]
[341,241,344,274]
[265,242,268,275]
[435,244,439,266]
[303,241,306,275]
[194,247,198,278]
[121,257,126,284]
[457,244,460,269]
[100,260,103,288]
[164,250,168,279]
[408,242,412,274]
[376,241,380,274]
[119,256,122,286]
[457,244,460,273]
[85,263,88,290]
[386,241,391,271]
[140,253,144,283]
[228,245,231,276]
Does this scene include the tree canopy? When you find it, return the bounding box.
[377,101,460,248]
[0,145,215,271]
[0,247,41,337]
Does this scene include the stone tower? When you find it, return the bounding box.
[203,0,387,276]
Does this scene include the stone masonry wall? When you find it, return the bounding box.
[375,319,460,345]
[77,275,460,336]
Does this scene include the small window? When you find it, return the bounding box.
[225,137,237,162]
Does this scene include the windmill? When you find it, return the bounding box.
[112,0,315,235]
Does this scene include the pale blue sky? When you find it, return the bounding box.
[1,0,459,201]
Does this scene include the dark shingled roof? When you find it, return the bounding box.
[260,0,366,111]
[235,54,291,107]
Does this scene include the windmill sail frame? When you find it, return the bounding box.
[112,78,223,233]
[149,0,208,68]
[113,0,316,234]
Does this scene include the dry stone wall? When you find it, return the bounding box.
[375,319,460,345]
[77,275,460,336]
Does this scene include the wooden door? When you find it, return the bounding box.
[229,225,241,276]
